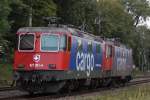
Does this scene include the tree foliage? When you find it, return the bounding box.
[96,0,134,39]
[0,0,11,47]
[7,0,56,47]
[9,0,56,33]
[55,0,98,32]
[0,0,10,33]
[122,0,150,26]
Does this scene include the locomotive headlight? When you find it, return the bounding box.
[48,64,56,69]
[18,64,25,69]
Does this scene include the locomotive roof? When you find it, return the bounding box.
[17,27,70,33]
[17,27,104,42]
[17,27,130,49]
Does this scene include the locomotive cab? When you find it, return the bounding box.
[14,28,71,71]
[103,43,114,71]
[13,27,72,93]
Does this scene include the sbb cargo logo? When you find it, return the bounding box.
[76,52,94,77]
[33,54,40,62]
[117,58,127,70]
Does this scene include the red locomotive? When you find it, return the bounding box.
[13,24,133,94]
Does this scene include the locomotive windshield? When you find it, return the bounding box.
[19,34,34,50]
[41,34,59,51]
[60,35,67,51]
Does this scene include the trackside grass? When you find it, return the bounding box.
[76,84,150,100]
[0,64,13,86]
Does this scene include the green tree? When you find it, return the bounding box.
[0,0,11,47]
[9,0,56,32]
[134,26,150,70]
[122,0,150,27]
[122,0,150,68]
[8,0,56,47]
[96,0,135,44]
[56,0,98,32]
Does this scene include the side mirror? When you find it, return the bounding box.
[67,36,71,51]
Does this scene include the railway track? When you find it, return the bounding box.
[128,77,150,86]
[0,86,16,91]
[0,77,150,100]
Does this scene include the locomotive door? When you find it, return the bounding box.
[103,44,113,71]
[95,43,103,69]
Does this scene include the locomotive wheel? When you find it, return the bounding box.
[44,81,66,93]
[28,91,34,95]
[73,80,79,90]
[68,81,75,92]
[103,78,112,87]
[89,79,99,89]
[111,80,119,88]
[66,80,79,92]
[94,79,100,88]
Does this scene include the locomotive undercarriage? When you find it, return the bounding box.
[16,80,66,94]
[14,70,132,94]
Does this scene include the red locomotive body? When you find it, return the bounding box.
[102,43,113,71]
[14,29,71,71]
[13,26,133,94]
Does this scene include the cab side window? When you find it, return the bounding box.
[96,44,101,53]
[67,36,71,51]
[60,35,72,52]
[60,35,67,51]
[106,45,112,58]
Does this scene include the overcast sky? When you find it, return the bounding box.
[146,0,150,28]
[146,18,150,28]
[138,17,150,28]
[137,0,150,28]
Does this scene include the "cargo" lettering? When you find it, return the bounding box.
[76,52,94,76]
